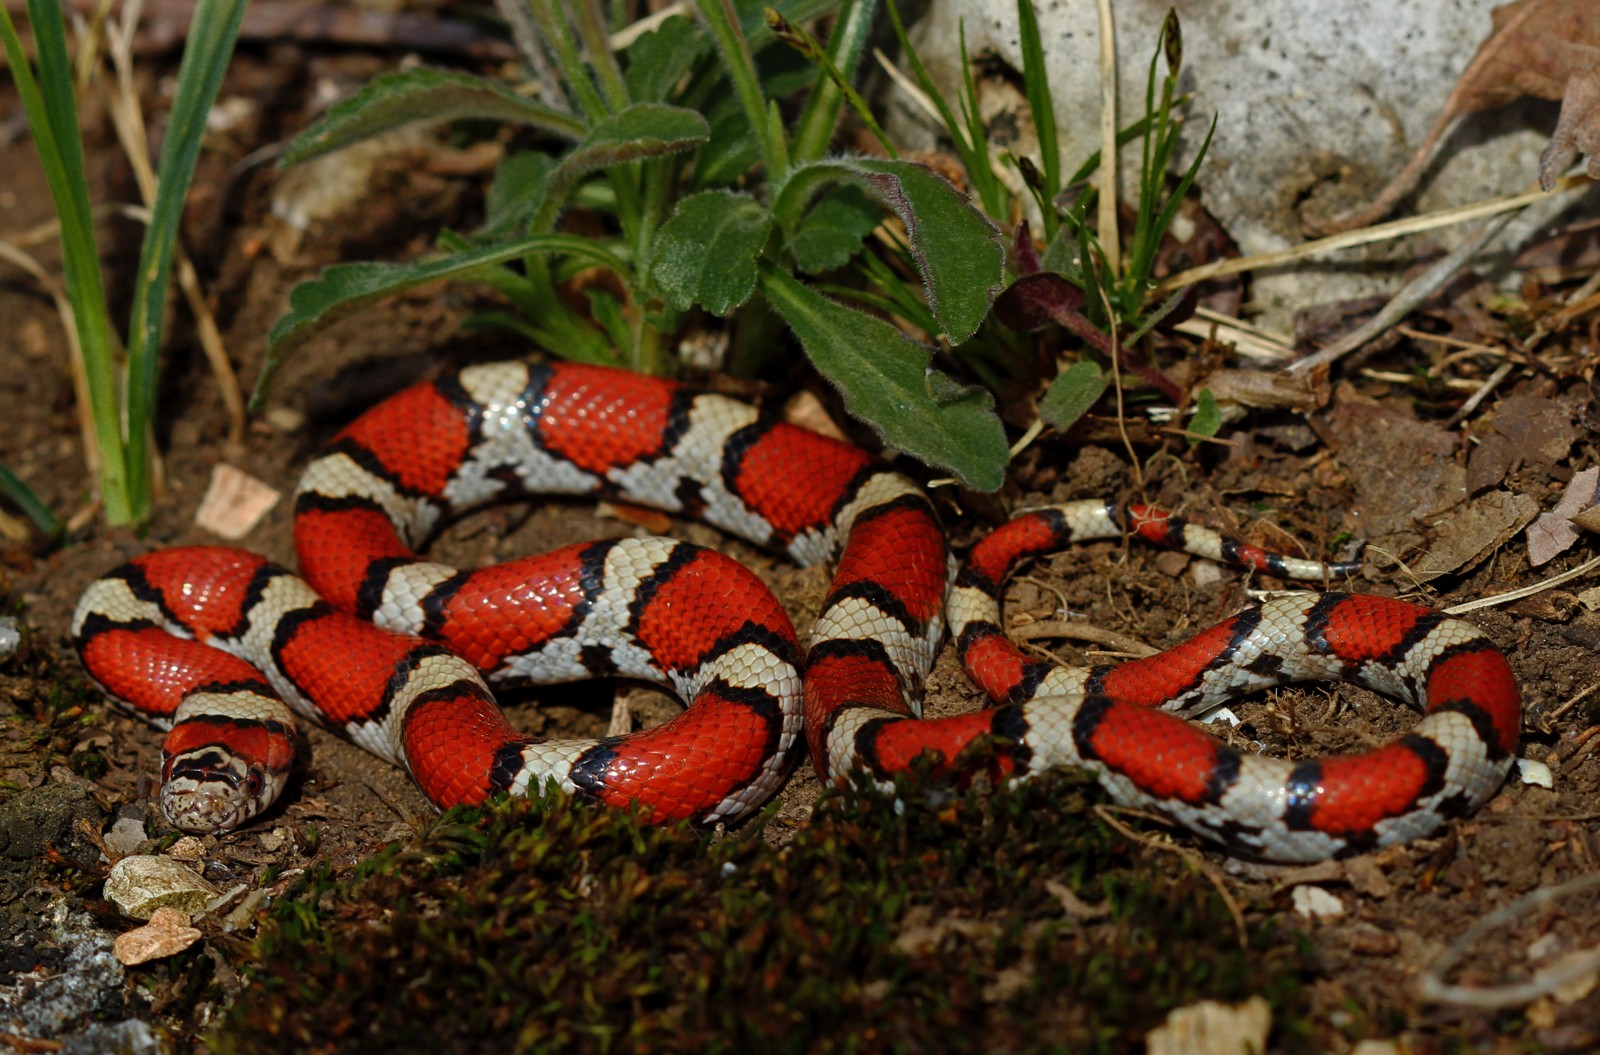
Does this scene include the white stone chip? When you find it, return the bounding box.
[103,816,148,858]
[103,855,219,920]
[1516,758,1555,789]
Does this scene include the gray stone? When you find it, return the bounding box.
[891,0,1589,331]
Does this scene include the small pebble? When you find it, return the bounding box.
[103,855,219,920]
[166,836,207,861]
[0,616,19,660]
[103,816,148,858]
[1146,995,1270,1055]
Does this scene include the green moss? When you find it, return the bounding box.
[212,772,1315,1054]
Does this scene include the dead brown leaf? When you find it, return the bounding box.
[1527,465,1600,566]
[1314,0,1600,233]
[1540,63,1600,189]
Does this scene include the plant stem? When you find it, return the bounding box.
[696,0,787,182]
[571,0,630,111]
[525,0,610,122]
[789,0,877,163]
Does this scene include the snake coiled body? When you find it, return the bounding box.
[73,361,1521,861]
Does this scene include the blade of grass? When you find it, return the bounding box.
[121,0,249,519]
[0,0,131,522]
[0,462,63,542]
[1015,0,1059,237]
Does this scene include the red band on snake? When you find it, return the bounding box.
[72,361,1521,861]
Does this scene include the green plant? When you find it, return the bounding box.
[890,4,1214,429]
[0,0,248,528]
[260,2,1218,493]
[259,0,1011,491]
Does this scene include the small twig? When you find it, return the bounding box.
[1528,267,1600,351]
[1540,681,1600,733]
[1392,325,1506,358]
[1176,307,1295,362]
[1445,360,1516,427]
[1417,871,1600,1008]
[65,498,100,534]
[1555,726,1600,774]
[1096,285,1142,488]
[1009,618,1159,657]
[1358,368,1486,392]
[1289,210,1517,377]
[1159,176,1591,295]
[1093,0,1118,278]
[1444,554,1600,615]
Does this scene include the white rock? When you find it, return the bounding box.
[103,855,219,920]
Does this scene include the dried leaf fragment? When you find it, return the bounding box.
[113,906,202,966]
[1542,64,1600,188]
[1527,466,1600,566]
[1316,0,1600,232]
[195,464,281,541]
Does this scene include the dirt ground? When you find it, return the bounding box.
[2,30,1599,1055]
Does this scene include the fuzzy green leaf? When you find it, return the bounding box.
[774,158,1005,343]
[623,15,705,102]
[481,151,556,239]
[257,234,626,405]
[759,264,1007,491]
[281,68,584,167]
[789,184,879,274]
[652,191,772,314]
[1038,360,1110,431]
[694,103,763,188]
[551,102,710,168]
[536,103,710,230]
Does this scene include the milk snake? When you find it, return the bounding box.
[72,361,1521,862]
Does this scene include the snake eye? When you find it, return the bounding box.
[245,769,264,796]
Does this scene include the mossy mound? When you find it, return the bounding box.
[213,771,1314,1054]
